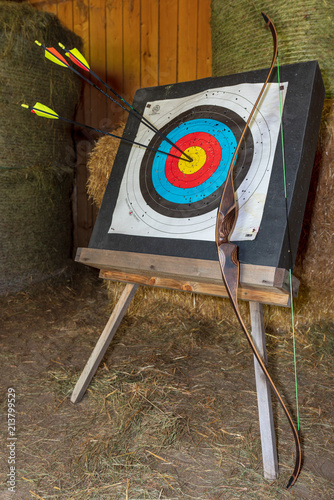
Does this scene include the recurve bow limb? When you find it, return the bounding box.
[215,12,301,489]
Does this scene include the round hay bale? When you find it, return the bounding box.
[0,1,82,294]
[211,0,334,98]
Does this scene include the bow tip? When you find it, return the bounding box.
[261,12,269,24]
[286,475,295,490]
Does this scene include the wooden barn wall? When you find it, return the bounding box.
[28,0,212,250]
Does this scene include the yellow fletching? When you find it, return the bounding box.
[58,42,90,71]
[71,48,89,67]
[69,47,90,70]
[32,102,59,120]
[44,48,68,68]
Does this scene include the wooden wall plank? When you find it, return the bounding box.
[30,0,58,15]
[88,0,108,224]
[122,0,141,103]
[73,0,90,123]
[72,0,93,248]
[178,0,198,82]
[140,0,159,88]
[57,0,74,31]
[89,0,107,129]
[106,0,124,124]
[159,0,178,85]
[197,0,212,79]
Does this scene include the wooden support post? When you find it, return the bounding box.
[250,301,278,480]
[71,283,139,403]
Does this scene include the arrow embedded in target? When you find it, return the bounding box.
[21,102,193,162]
[34,40,193,163]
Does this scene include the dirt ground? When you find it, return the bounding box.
[0,265,333,500]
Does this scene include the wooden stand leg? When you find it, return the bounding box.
[71,283,139,403]
[249,301,278,480]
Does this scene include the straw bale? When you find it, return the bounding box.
[87,123,125,207]
[210,0,334,324]
[0,1,82,294]
[211,0,334,98]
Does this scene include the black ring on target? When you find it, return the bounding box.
[139,105,254,218]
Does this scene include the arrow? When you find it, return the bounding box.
[21,102,192,162]
[22,102,59,119]
[59,42,193,163]
[59,43,147,115]
[34,41,192,163]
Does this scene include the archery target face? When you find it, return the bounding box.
[109,82,287,241]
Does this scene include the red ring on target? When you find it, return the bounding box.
[165,132,222,188]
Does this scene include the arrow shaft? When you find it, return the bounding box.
[85,67,192,162]
[39,42,192,162]
[27,105,190,162]
[60,45,193,162]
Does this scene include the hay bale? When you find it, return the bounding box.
[210,1,334,324]
[87,124,125,207]
[0,1,82,294]
[292,99,334,322]
[211,0,334,98]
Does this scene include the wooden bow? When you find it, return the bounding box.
[215,12,301,489]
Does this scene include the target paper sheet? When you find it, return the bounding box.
[108,82,287,242]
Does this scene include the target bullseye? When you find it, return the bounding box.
[165,131,222,189]
[178,146,206,174]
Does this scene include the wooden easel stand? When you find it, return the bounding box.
[72,248,299,481]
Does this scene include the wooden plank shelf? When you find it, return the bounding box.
[76,247,299,307]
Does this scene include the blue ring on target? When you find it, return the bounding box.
[139,105,254,218]
[151,119,237,204]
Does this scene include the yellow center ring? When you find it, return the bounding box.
[178,146,207,174]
